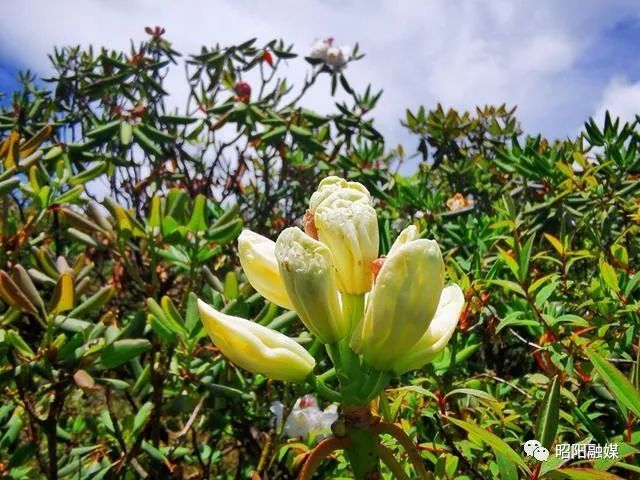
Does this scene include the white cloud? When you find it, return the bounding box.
[593,77,640,126]
[1,0,639,149]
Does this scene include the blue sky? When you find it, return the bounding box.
[1,0,640,148]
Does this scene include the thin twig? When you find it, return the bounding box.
[297,436,351,480]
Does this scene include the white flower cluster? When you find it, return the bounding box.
[270,395,338,442]
[310,38,351,69]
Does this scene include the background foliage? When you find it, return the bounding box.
[0,31,639,479]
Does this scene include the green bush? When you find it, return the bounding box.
[0,31,638,479]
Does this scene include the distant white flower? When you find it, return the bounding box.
[309,38,351,69]
[270,395,338,442]
[310,38,331,59]
[325,46,346,68]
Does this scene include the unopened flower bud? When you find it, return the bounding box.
[351,239,444,369]
[198,299,315,382]
[313,185,378,294]
[275,227,345,343]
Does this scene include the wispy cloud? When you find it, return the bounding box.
[1,0,639,146]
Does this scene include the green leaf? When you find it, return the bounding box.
[100,339,151,369]
[68,162,108,186]
[495,451,518,480]
[187,194,207,231]
[224,271,239,300]
[544,233,565,255]
[138,123,175,143]
[444,388,498,403]
[519,235,535,283]
[0,177,20,195]
[132,126,163,157]
[55,185,84,204]
[208,218,243,244]
[148,194,162,230]
[159,114,196,125]
[69,285,115,318]
[498,248,520,279]
[586,349,640,417]
[6,330,35,357]
[131,402,153,438]
[86,120,121,140]
[535,375,561,448]
[553,468,627,479]
[147,298,186,338]
[161,296,186,332]
[446,416,530,474]
[599,259,619,293]
[185,292,200,334]
[0,409,23,448]
[67,228,99,247]
[488,279,526,297]
[496,312,538,333]
[142,440,168,464]
[120,122,133,146]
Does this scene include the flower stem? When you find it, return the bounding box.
[313,376,342,402]
[318,368,336,382]
[344,427,381,479]
[325,343,344,377]
[341,406,382,479]
[364,371,392,402]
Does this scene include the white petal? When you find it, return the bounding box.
[391,284,465,374]
[238,230,293,310]
[198,299,315,382]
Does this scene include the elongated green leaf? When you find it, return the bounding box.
[69,285,115,318]
[120,121,133,146]
[224,271,239,300]
[131,402,153,438]
[586,349,640,418]
[100,339,151,368]
[68,161,107,186]
[444,388,498,403]
[554,468,626,479]
[599,259,619,293]
[86,120,121,140]
[187,194,207,231]
[159,114,196,125]
[0,177,20,195]
[185,292,200,334]
[488,279,526,297]
[132,126,163,156]
[535,375,561,448]
[519,235,535,283]
[446,416,530,473]
[496,451,518,480]
[208,218,243,244]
